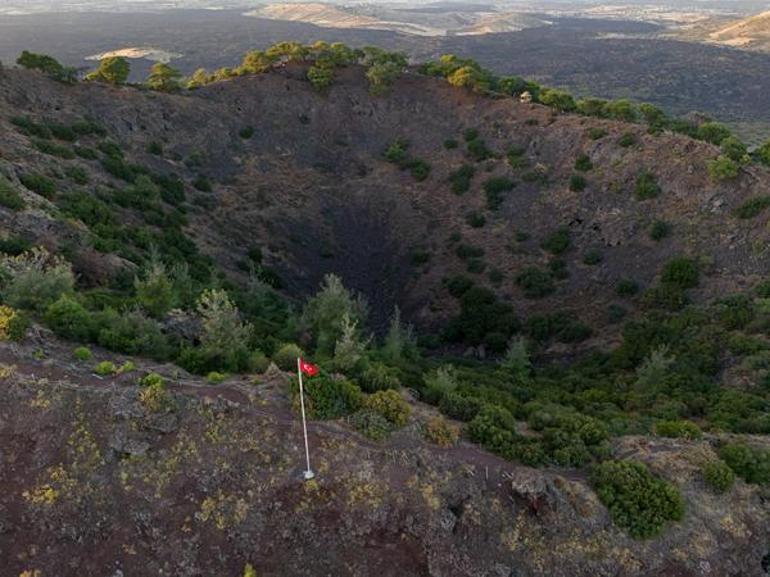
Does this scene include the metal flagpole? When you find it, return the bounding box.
[297,357,315,480]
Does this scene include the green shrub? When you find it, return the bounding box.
[455,243,484,260]
[10,115,51,138]
[408,158,431,181]
[439,392,483,422]
[618,132,636,147]
[71,119,106,137]
[98,141,123,159]
[445,274,474,297]
[192,175,212,192]
[466,258,485,274]
[717,295,754,330]
[489,268,504,285]
[74,146,98,160]
[272,343,304,371]
[697,122,731,145]
[138,373,173,413]
[0,236,31,255]
[248,351,270,374]
[0,178,25,210]
[153,173,186,205]
[32,138,74,159]
[467,138,492,161]
[349,409,392,441]
[734,196,770,219]
[364,389,411,427]
[602,99,638,121]
[540,88,576,112]
[718,443,770,485]
[702,461,735,493]
[708,156,739,181]
[464,128,479,142]
[359,362,400,393]
[58,190,113,227]
[17,51,77,82]
[635,171,660,200]
[94,360,118,376]
[48,123,77,141]
[466,211,486,228]
[299,374,363,420]
[147,141,164,155]
[591,460,685,538]
[654,420,702,440]
[616,279,639,297]
[574,154,593,172]
[569,174,586,192]
[64,165,89,184]
[444,138,458,149]
[207,371,227,384]
[449,165,475,195]
[101,156,136,182]
[467,405,517,456]
[94,308,170,360]
[483,177,514,211]
[139,372,165,388]
[506,146,527,169]
[384,139,409,165]
[542,227,571,255]
[650,220,671,241]
[4,254,75,312]
[516,267,555,298]
[721,136,748,163]
[72,347,93,361]
[589,127,608,140]
[19,174,56,198]
[661,257,699,289]
[583,249,602,265]
[410,249,430,266]
[307,63,334,90]
[44,295,93,341]
[117,361,136,374]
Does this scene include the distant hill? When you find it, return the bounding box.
[248,2,551,37]
[707,10,770,52]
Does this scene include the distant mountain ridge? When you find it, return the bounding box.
[248,2,551,37]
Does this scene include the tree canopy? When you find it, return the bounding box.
[86,56,130,85]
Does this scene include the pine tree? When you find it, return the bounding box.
[302,274,367,356]
[382,306,417,364]
[500,337,531,384]
[135,250,175,318]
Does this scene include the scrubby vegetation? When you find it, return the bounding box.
[591,460,684,538]
[702,460,735,493]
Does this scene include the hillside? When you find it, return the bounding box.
[2,63,770,338]
[2,48,770,577]
[707,11,770,52]
[2,333,769,577]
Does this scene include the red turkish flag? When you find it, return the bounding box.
[299,358,319,377]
